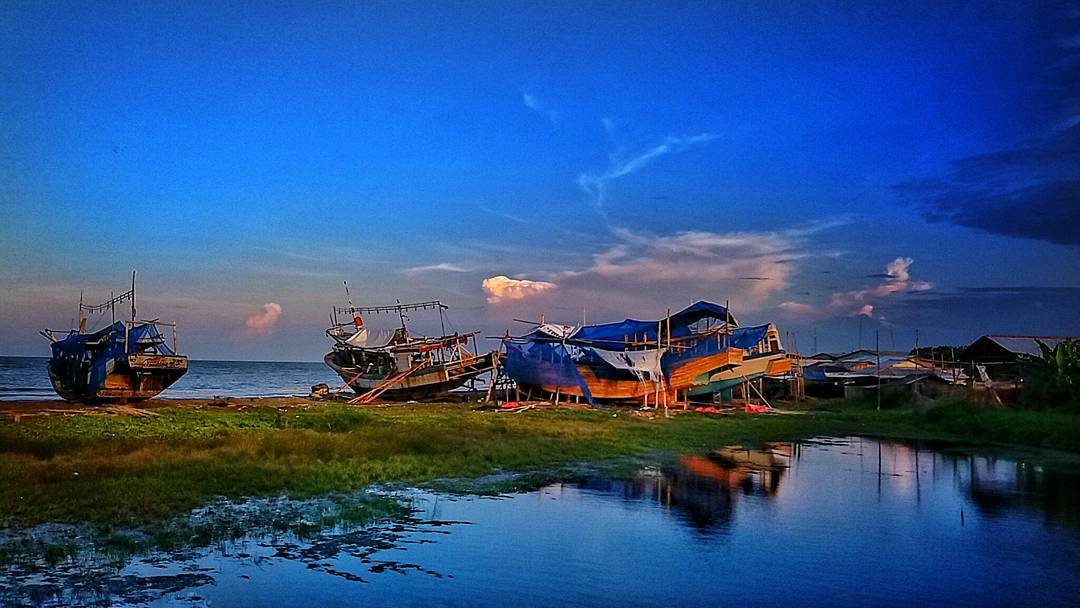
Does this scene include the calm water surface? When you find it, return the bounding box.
[0,356,340,400]
[2,437,1078,607]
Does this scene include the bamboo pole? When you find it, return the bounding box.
[656,319,665,419]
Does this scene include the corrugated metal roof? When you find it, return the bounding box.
[984,335,1073,357]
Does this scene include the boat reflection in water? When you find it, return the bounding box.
[3,438,1079,607]
[581,442,792,532]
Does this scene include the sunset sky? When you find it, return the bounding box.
[2,1,1078,360]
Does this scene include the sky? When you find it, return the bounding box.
[1,1,1078,360]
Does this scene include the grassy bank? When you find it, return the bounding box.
[1,400,1078,527]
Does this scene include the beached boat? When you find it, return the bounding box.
[503,301,771,405]
[325,299,499,402]
[686,323,791,400]
[40,272,188,403]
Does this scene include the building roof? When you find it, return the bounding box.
[976,335,1077,358]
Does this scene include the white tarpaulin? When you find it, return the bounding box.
[536,323,576,339]
[344,328,398,349]
[590,347,665,381]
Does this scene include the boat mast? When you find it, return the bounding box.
[131,270,137,322]
[396,299,408,333]
[78,291,86,334]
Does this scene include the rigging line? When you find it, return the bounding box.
[443,310,459,334]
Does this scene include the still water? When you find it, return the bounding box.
[0,357,340,400]
[2,437,1078,607]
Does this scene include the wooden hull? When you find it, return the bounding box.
[47,355,188,404]
[525,348,745,402]
[326,351,497,401]
[687,352,791,396]
[666,348,744,389]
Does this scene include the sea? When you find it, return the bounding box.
[0,356,343,401]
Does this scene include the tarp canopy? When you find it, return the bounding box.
[670,301,739,328]
[343,327,399,349]
[522,301,738,350]
[730,324,771,351]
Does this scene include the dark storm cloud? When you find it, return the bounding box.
[957,286,1080,294]
[882,286,1080,336]
[894,125,1080,246]
[895,3,1080,246]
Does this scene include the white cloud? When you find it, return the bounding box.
[577,133,716,219]
[482,275,557,304]
[779,257,932,319]
[402,263,474,276]
[522,92,558,123]
[244,302,283,334]
[481,218,856,320]
[553,227,795,310]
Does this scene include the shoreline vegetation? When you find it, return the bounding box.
[1,397,1078,529]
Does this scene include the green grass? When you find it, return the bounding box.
[0,400,1077,527]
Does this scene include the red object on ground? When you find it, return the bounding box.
[743,404,769,413]
[500,401,520,409]
[693,406,722,414]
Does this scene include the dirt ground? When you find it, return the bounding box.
[0,397,324,420]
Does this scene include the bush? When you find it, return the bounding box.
[1024,339,1080,409]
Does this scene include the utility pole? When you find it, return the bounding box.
[876,329,882,411]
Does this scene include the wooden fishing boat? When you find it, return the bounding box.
[40,272,188,403]
[325,298,498,402]
[503,301,753,405]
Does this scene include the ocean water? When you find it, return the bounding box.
[2,438,1078,607]
[0,356,343,400]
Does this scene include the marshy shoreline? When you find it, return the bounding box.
[1,398,1078,526]
[2,397,1079,606]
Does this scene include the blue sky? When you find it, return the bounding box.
[1,1,1077,360]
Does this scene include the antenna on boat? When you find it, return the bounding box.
[343,281,354,308]
[78,290,85,334]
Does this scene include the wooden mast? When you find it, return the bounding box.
[130,270,137,322]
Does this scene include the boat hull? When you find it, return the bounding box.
[47,355,188,404]
[325,351,498,401]
[519,348,745,402]
[687,352,792,396]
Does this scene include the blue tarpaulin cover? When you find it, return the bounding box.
[730,324,771,351]
[503,341,595,403]
[50,321,174,393]
[524,301,737,350]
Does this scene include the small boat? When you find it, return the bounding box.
[40,272,188,403]
[324,297,499,402]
